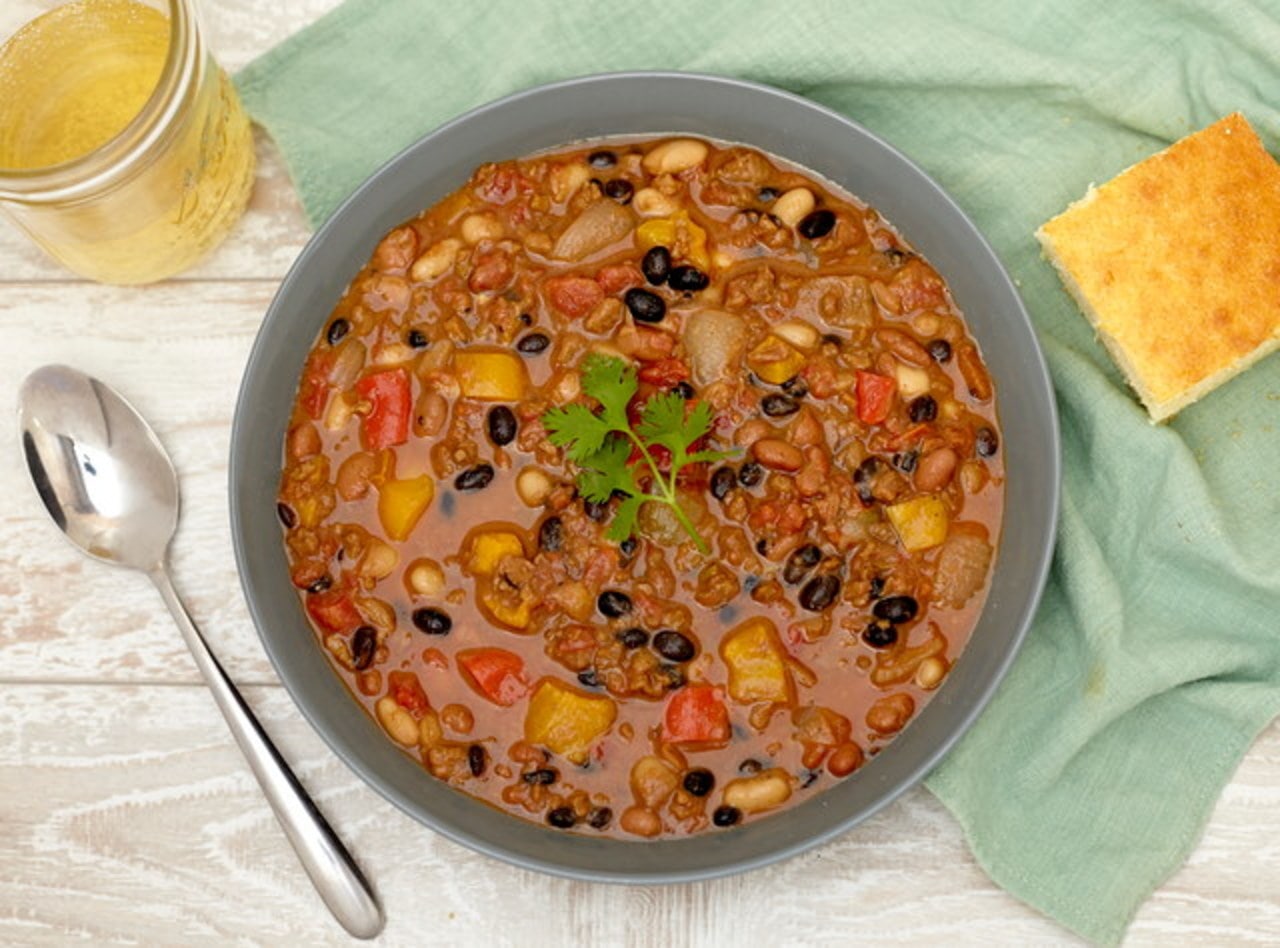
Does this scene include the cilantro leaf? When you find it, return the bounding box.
[541,355,739,554]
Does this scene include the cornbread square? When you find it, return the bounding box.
[1036,113,1280,421]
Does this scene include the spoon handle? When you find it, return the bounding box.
[149,565,385,940]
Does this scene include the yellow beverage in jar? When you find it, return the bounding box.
[0,0,255,283]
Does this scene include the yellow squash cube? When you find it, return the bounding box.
[454,349,530,401]
[885,495,950,551]
[465,529,525,577]
[720,617,794,706]
[524,679,618,764]
[376,474,434,541]
[747,335,806,386]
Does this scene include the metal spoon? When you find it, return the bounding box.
[18,364,384,940]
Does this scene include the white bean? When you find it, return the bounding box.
[516,467,555,507]
[641,139,709,175]
[375,697,420,746]
[460,213,504,245]
[410,238,462,282]
[632,187,680,217]
[772,187,816,228]
[721,769,793,813]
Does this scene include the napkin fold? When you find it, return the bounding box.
[236,3,1280,942]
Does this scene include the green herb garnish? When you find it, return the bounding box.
[542,355,736,554]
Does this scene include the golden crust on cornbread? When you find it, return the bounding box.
[1036,112,1280,421]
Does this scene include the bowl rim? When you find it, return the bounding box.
[230,68,1060,883]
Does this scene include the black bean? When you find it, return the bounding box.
[351,625,376,670]
[276,502,297,529]
[407,328,429,349]
[411,607,452,636]
[454,463,495,491]
[577,669,601,688]
[800,769,821,789]
[821,332,844,347]
[739,759,763,775]
[670,380,695,401]
[712,805,742,827]
[486,405,517,445]
[781,375,809,399]
[710,466,737,501]
[538,516,564,552]
[873,595,919,624]
[519,312,533,326]
[662,664,686,688]
[468,744,487,777]
[516,332,550,355]
[603,178,634,204]
[868,576,885,600]
[618,627,649,649]
[642,246,671,285]
[757,187,779,203]
[782,544,822,585]
[326,318,350,346]
[619,536,638,559]
[583,498,609,522]
[547,806,577,829]
[884,246,910,265]
[927,338,952,363]
[683,768,715,797]
[761,394,800,417]
[738,461,764,488]
[798,209,836,240]
[854,457,879,504]
[598,590,633,618]
[975,426,999,457]
[862,623,898,649]
[893,450,919,474]
[624,287,666,323]
[523,767,559,785]
[306,574,332,594]
[755,537,769,556]
[799,574,842,612]
[668,265,709,293]
[908,395,938,423]
[588,149,617,169]
[587,806,613,829]
[653,629,696,663]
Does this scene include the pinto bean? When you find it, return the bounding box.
[620,806,662,837]
[866,693,915,735]
[287,422,321,461]
[914,446,958,491]
[752,439,804,472]
[410,238,462,283]
[827,742,865,777]
[875,328,931,366]
[336,451,379,500]
[957,344,993,401]
[414,389,448,438]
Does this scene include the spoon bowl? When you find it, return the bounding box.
[18,364,384,939]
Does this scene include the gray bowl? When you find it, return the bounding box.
[230,71,1059,883]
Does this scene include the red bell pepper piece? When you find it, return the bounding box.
[855,370,896,425]
[388,670,430,717]
[356,368,411,451]
[458,648,529,707]
[306,589,361,633]
[662,684,730,745]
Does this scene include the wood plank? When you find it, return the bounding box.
[1,281,278,685]
[2,682,1278,945]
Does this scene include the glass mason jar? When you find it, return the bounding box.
[0,0,255,284]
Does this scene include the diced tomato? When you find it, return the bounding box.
[544,275,604,319]
[476,164,530,205]
[638,358,690,388]
[458,648,528,707]
[305,589,361,633]
[355,369,411,451]
[596,263,643,295]
[662,684,730,745]
[855,370,896,425]
[299,351,333,419]
[388,670,430,717]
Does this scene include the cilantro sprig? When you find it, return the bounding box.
[542,355,735,554]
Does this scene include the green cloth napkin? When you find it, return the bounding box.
[236,2,1280,942]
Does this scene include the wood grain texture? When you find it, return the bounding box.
[2,0,1279,943]
[5,684,1277,947]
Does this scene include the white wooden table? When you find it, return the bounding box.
[3,3,1279,944]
